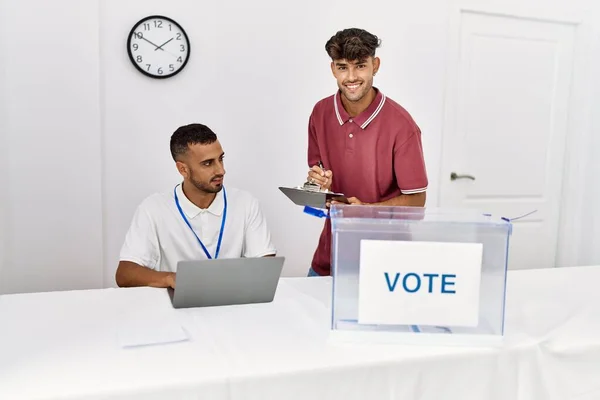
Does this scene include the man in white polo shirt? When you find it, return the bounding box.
[115,123,276,289]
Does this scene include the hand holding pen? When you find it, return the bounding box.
[307,160,333,191]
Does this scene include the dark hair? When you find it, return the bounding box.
[170,123,217,161]
[325,28,381,61]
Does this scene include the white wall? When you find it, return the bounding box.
[0,0,7,293]
[0,0,104,294]
[1,0,599,293]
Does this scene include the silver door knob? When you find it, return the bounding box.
[450,172,475,181]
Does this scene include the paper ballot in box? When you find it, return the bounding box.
[329,205,512,346]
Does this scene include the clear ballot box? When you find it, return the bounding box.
[329,205,512,346]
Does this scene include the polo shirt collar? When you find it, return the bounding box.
[334,87,387,130]
[176,183,224,219]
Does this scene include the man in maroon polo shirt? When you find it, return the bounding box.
[306,28,428,277]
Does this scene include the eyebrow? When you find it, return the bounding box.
[335,59,367,67]
[199,152,225,164]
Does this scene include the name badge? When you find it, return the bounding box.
[357,240,483,327]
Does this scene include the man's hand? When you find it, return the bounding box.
[346,197,363,205]
[162,273,176,289]
[332,196,364,206]
[115,261,176,288]
[307,165,333,191]
[332,193,426,207]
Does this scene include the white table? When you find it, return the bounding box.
[1,266,599,400]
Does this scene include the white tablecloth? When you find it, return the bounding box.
[0,266,599,400]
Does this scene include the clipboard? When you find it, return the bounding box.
[279,186,349,209]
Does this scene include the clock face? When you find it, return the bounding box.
[127,15,190,79]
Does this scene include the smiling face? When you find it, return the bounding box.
[324,28,382,112]
[331,56,380,104]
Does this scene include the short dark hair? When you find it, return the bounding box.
[170,123,217,161]
[325,28,381,61]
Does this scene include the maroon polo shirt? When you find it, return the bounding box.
[307,87,428,276]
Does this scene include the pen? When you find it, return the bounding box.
[318,160,328,190]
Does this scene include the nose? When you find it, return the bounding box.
[347,67,357,81]
[216,160,225,175]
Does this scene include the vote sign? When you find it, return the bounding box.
[357,240,483,327]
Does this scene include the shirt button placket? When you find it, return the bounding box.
[346,120,356,152]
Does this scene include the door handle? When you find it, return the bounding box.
[450,172,475,181]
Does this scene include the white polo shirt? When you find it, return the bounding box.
[119,184,276,272]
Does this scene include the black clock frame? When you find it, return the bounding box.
[126,15,191,79]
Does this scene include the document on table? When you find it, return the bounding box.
[117,312,189,348]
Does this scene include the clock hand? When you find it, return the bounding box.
[155,38,174,51]
[139,36,178,57]
[139,36,164,51]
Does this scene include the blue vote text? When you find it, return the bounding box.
[384,272,456,294]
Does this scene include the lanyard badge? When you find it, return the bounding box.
[173,184,227,259]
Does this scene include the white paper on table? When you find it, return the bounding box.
[117,311,189,348]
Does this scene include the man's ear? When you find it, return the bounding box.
[176,161,189,179]
[330,61,336,77]
[372,57,381,76]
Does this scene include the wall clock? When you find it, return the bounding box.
[127,15,191,79]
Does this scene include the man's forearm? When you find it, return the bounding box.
[370,192,426,207]
[115,261,175,288]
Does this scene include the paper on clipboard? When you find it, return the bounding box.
[279,186,349,209]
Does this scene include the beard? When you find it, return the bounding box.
[189,173,224,194]
[339,77,373,103]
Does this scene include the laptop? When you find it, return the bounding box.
[167,256,285,309]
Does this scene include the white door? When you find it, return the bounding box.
[439,2,580,270]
